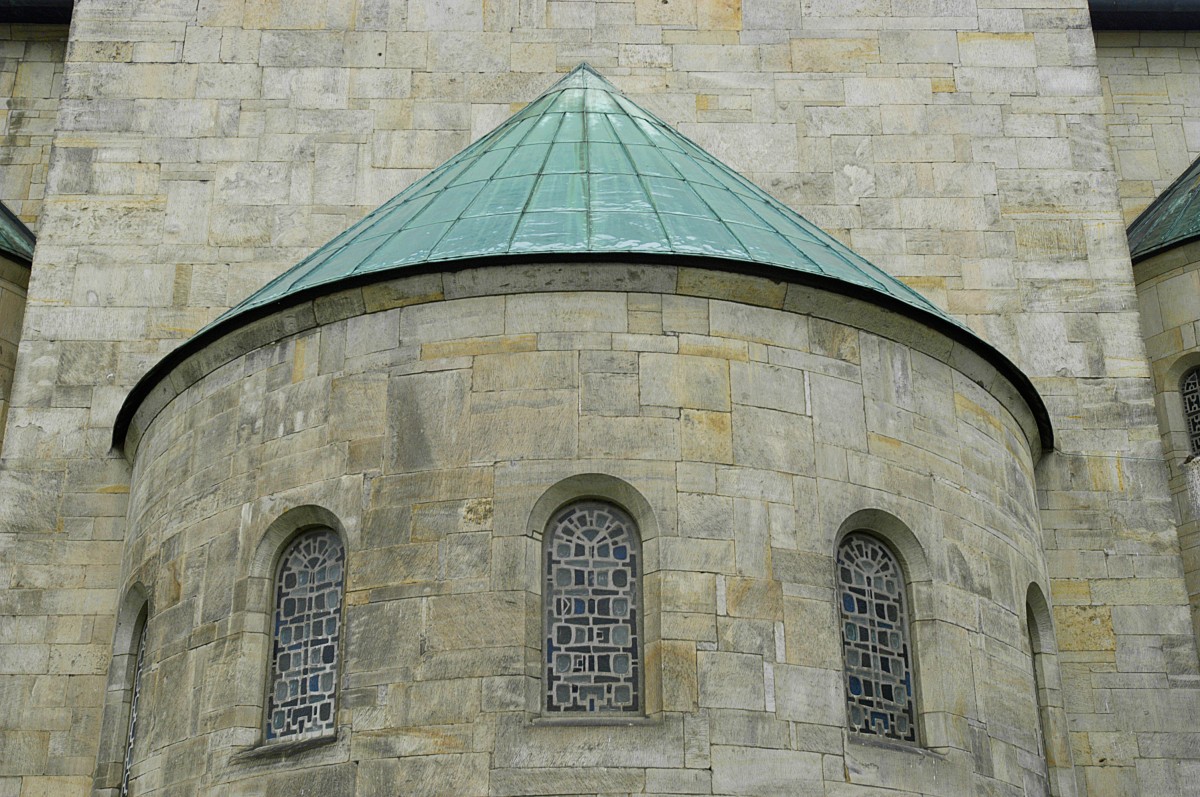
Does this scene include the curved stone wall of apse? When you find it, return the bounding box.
[1136,239,1200,644]
[111,263,1068,796]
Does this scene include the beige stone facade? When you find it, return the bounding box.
[2,2,1200,796]
[0,24,65,231]
[1097,30,1200,223]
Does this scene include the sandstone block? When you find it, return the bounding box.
[640,352,730,411]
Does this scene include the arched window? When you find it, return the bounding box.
[1182,367,1200,455]
[544,500,641,714]
[1026,604,1051,768]
[266,528,345,742]
[837,532,917,743]
[120,608,148,797]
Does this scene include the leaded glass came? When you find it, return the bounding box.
[837,533,917,743]
[266,529,345,742]
[120,616,147,797]
[544,501,640,713]
[1183,368,1200,455]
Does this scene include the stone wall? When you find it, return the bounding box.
[0,2,1196,796]
[115,269,1063,796]
[0,24,66,230]
[1135,241,1200,641]
[1096,30,1200,223]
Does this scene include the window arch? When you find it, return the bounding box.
[265,528,345,742]
[544,500,641,714]
[119,606,148,797]
[837,532,917,743]
[1182,367,1200,455]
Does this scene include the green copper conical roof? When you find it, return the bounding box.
[1128,154,1200,262]
[214,64,958,328]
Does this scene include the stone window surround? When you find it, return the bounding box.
[236,505,350,760]
[527,472,660,725]
[834,510,930,748]
[94,584,151,795]
[1161,353,1200,464]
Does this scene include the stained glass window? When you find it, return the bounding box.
[544,500,640,714]
[120,615,147,797]
[1183,368,1200,455]
[837,533,917,743]
[266,529,345,742]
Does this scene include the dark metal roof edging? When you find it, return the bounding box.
[1128,154,1200,265]
[0,201,35,266]
[111,253,1054,458]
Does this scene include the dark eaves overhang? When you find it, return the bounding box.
[1089,0,1200,29]
[0,0,72,24]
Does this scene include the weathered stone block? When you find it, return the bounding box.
[697,650,765,710]
[640,352,730,411]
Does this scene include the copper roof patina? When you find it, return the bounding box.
[212,63,959,330]
[0,201,34,266]
[1128,153,1200,263]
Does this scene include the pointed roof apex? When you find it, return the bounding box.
[212,63,958,329]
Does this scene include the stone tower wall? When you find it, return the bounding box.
[0,1,1196,795]
[1095,30,1200,223]
[0,23,66,230]
[115,270,1062,796]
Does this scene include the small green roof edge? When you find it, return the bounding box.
[1128,152,1200,262]
[0,200,35,265]
[207,63,961,332]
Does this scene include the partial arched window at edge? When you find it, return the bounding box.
[837,532,917,743]
[120,607,148,797]
[1182,367,1200,455]
[544,500,641,714]
[266,528,345,742]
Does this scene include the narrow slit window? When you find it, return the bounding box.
[266,529,345,742]
[837,532,917,743]
[1182,368,1200,455]
[1027,604,1052,789]
[544,500,641,714]
[120,613,148,797]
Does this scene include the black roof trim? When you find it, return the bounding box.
[0,0,72,24]
[111,254,1054,457]
[1089,0,1200,29]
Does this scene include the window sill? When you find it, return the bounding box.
[530,714,658,728]
[231,732,338,763]
[846,733,946,760]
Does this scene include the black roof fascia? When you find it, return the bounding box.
[1089,0,1200,29]
[0,0,72,24]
